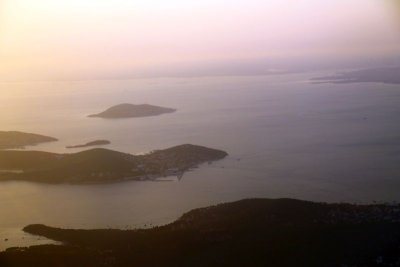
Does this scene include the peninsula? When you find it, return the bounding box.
[66,140,111,149]
[0,144,227,183]
[88,103,176,119]
[0,131,58,150]
[2,198,400,267]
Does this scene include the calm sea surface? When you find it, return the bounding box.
[1,72,400,250]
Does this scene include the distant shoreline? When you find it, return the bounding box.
[311,66,400,84]
[66,140,111,149]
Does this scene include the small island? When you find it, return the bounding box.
[66,140,111,149]
[0,131,58,150]
[88,103,176,119]
[1,198,400,267]
[0,144,227,183]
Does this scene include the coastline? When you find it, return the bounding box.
[2,198,400,266]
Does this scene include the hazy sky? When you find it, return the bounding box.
[0,0,399,80]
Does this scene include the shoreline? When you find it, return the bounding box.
[2,198,400,266]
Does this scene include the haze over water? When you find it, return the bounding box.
[1,72,400,249]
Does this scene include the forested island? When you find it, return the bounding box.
[88,103,176,118]
[0,144,227,183]
[1,198,400,267]
[312,66,400,84]
[0,131,57,150]
[66,140,111,149]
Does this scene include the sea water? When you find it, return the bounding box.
[1,72,400,250]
